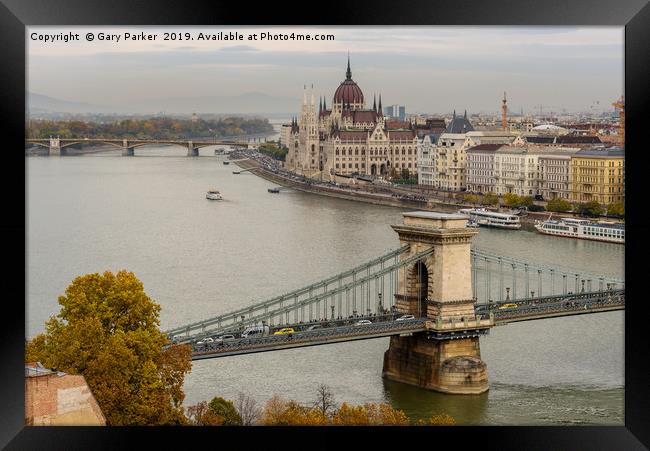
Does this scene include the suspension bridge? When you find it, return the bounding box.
[165,211,624,394]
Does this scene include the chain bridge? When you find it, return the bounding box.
[165,211,624,394]
[26,137,254,156]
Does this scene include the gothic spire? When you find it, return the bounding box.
[464,109,467,119]
[323,97,326,111]
[373,94,377,112]
[346,52,352,80]
[378,94,382,112]
[453,109,456,119]
[319,97,322,114]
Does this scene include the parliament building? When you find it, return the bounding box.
[284,57,419,179]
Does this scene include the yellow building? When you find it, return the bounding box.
[570,148,624,205]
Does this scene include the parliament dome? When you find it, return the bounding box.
[333,57,364,105]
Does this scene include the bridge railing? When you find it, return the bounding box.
[164,244,411,339]
[172,246,434,344]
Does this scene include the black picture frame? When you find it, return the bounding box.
[2,0,648,448]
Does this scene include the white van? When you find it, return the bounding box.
[241,325,270,339]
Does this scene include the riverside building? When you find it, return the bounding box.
[570,147,625,204]
[284,57,418,179]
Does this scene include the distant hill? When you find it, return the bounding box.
[27,91,300,116]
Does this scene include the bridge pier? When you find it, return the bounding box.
[382,212,491,395]
[48,137,62,156]
[187,141,199,157]
[121,139,135,156]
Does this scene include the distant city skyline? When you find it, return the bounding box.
[28,26,624,115]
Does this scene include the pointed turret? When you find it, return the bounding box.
[319,97,322,114]
[346,52,352,80]
[378,94,382,113]
[373,94,377,112]
[323,97,327,111]
[464,110,467,119]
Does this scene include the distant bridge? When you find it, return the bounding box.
[25,137,256,156]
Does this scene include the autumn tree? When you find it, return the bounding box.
[25,270,192,425]
[208,397,243,425]
[483,192,499,206]
[503,192,521,207]
[260,395,328,425]
[186,401,226,426]
[332,402,409,425]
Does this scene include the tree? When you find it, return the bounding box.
[390,167,399,180]
[260,395,328,425]
[186,401,227,425]
[520,196,534,207]
[332,402,409,425]
[401,168,410,180]
[25,270,192,425]
[235,392,262,426]
[574,201,604,217]
[483,192,499,206]
[607,202,624,217]
[547,198,573,212]
[312,384,337,418]
[208,396,243,425]
[415,413,457,426]
[503,192,522,207]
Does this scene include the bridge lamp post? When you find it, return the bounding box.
[505,287,510,302]
[330,305,335,320]
[581,280,585,293]
[378,293,383,315]
[531,290,535,298]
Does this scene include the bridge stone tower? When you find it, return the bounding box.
[382,211,492,394]
[49,137,61,156]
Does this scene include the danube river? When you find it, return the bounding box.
[26,146,624,425]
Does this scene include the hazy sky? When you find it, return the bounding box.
[27,26,624,114]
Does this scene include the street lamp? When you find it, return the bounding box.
[378,293,383,315]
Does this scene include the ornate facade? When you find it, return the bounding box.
[284,57,419,179]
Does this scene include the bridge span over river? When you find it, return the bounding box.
[26,137,255,156]
[166,211,624,395]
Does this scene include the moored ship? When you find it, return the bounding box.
[458,208,521,230]
[534,217,624,243]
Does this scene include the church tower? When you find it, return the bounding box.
[298,84,320,173]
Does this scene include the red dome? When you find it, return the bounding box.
[334,80,364,105]
[333,57,364,105]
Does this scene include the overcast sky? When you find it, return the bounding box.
[27,26,624,115]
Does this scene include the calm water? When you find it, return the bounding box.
[26,147,624,425]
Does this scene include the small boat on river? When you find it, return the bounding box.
[206,189,222,200]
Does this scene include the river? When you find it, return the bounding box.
[26,146,624,425]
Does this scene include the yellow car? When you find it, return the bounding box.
[273,327,295,335]
[498,303,518,310]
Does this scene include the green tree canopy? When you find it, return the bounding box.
[607,202,624,217]
[208,397,243,425]
[26,270,192,425]
[483,192,499,206]
[547,198,573,212]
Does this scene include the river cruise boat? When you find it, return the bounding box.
[534,217,624,243]
[206,189,222,200]
[458,208,521,230]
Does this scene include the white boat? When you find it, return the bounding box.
[206,189,222,200]
[466,220,480,228]
[458,208,521,230]
[534,216,624,244]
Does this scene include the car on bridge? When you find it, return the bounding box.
[355,319,372,326]
[306,324,323,331]
[396,314,415,321]
[213,334,236,344]
[196,337,214,346]
[273,328,295,335]
[498,303,518,310]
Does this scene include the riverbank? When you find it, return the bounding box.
[231,156,554,228]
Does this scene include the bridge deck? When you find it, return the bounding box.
[189,292,623,361]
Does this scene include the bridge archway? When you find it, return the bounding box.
[406,260,431,318]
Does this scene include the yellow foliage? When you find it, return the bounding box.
[26,270,192,425]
